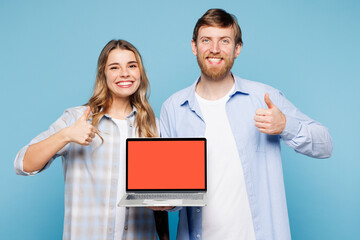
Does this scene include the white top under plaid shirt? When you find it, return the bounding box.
[14,106,157,240]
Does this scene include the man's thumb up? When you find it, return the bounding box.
[265,93,275,109]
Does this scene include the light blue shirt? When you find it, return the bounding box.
[160,75,333,240]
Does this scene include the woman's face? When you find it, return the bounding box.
[105,48,141,101]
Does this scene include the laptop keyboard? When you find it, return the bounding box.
[126,193,203,200]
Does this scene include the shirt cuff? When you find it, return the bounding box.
[280,114,300,140]
[14,145,40,176]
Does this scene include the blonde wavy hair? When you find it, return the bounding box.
[87,39,158,137]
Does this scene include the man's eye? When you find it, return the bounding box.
[222,39,230,44]
[202,39,209,43]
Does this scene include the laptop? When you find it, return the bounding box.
[118,138,207,207]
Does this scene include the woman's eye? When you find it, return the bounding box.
[129,64,137,68]
[110,66,118,70]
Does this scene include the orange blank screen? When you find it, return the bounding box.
[127,139,206,190]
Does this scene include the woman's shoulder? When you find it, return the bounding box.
[59,105,88,122]
[64,105,87,114]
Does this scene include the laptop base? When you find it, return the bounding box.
[118,193,207,207]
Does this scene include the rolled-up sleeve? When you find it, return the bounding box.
[276,91,333,159]
[14,109,75,175]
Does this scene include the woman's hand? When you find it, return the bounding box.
[63,106,98,145]
[23,106,97,172]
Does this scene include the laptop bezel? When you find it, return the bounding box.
[126,137,207,193]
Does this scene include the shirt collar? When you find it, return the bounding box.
[103,105,137,119]
[232,74,250,95]
[180,73,250,109]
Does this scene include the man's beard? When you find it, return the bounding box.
[197,53,235,81]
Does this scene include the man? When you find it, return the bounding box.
[160,9,333,240]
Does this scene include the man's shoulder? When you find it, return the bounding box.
[162,84,194,108]
[235,76,280,96]
[236,76,276,91]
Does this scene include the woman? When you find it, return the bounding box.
[14,40,168,240]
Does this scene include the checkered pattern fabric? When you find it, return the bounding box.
[14,106,157,240]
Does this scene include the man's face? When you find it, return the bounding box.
[192,26,241,81]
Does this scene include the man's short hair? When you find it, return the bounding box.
[192,8,243,46]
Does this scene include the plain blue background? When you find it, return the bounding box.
[1,0,359,239]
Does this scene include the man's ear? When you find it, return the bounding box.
[234,44,242,58]
[191,39,198,56]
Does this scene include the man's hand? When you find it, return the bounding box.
[254,93,286,135]
[63,106,98,145]
[147,207,175,211]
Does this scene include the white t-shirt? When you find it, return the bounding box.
[112,119,128,240]
[196,86,256,240]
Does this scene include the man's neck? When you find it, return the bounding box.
[195,72,234,100]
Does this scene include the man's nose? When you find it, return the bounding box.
[210,42,220,54]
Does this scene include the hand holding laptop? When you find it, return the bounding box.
[148,207,175,211]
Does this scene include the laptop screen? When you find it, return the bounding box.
[126,138,206,191]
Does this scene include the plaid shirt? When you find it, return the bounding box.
[14,106,157,240]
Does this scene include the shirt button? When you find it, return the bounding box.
[124,226,128,231]
[196,234,200,238]
[196,208,200,213]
